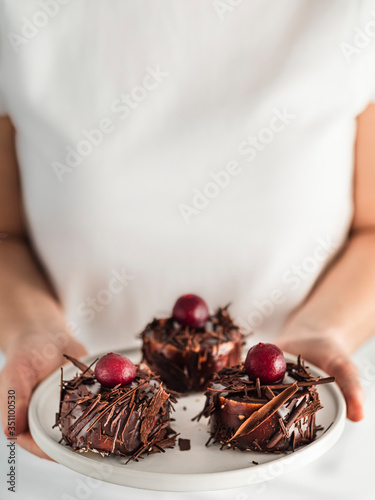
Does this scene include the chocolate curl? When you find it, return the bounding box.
[255,378,261,398]
[140,385,170,443]
[260,377,335,390]
[63,354,95,376]
[86,382,147,432]
[141,306,242,350]
[227,382,298,443]
[205,376,335,394]
[266,396,308,449]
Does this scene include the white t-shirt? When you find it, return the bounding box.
[1,1,375,354]
[1,1,375,499]
[2,0,375,353]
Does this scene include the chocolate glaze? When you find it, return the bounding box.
[55,356,177,462]
[140,306,244,393]
[196,356,333,453]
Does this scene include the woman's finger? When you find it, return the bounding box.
[325,355,365,422]
[16,431,54,461]
[0,359,37,437]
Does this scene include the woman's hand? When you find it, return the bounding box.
[277,324,365,422]
[0,330,87,459]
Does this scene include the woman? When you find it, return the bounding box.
[0,1,375,498]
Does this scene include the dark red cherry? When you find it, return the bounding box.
[244,343,286,384]
[172,294,209,328]
[95,352,136,388]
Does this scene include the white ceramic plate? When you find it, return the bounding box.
[29,348,346,492]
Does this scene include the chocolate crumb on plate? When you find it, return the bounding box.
[178,438,191,451]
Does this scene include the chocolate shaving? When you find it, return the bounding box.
[255,378,261,398]
[63,354,94,376]
[86,382,148,432]
[205,376,334,393]
[140,306,243,350]
[291,431,296,451]
[68,396,103,439]
[285,396,308,429]
[111,418,122,454]
[70,359,99,390]
[228,383,298,442]
[322,421,334,435]
[299,399,323,419]
[252,439,262,451]
[279,417,289,438]
[263,377,335,390]
[266,396,308,449]
[140,385,170,443]
[264,386,275,400]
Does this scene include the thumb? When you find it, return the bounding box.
[324,354,365,422]
[277,335,365,422]
[0,358,38,437]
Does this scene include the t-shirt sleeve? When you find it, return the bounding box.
[357,0,375,104]
[0,31,7,115]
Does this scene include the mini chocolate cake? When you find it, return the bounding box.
[196,356,334,453]
[55,355,177,462]
[140,304,244,393]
